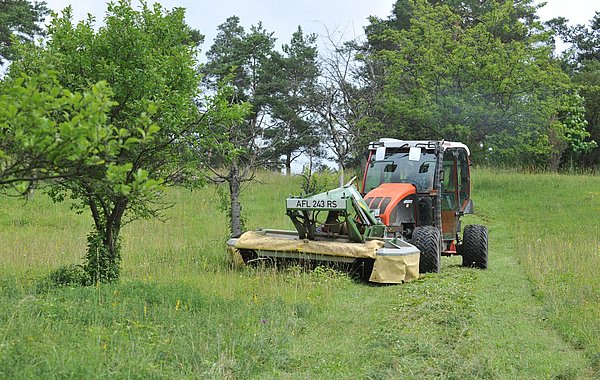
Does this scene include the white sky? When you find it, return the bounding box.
[535,0,598,25]
[43,0,395,56]
[42,0,600,57]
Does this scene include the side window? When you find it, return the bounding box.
[442,150,456,192]
[457,149,470,206]
[441,150,457,210]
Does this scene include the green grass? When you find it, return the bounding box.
[475,169,600,373]
[0,170,599,378]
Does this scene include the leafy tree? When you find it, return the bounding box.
[202,16,277,237]
[362,0,574,167]
[573,60,600,165]
[547,92,596,169]
[365,0,541,51]
[263,26,321,175]
[547,12,600,66]
[0,0,49,64]
[8,0,215,283]
[0,69,125,193]
[200,78,251,237]
[547,12,600,166]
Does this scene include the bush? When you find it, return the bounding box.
[37,264,90,291]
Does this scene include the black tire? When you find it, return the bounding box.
[351,259,375,282]
[412,226,441,273]
[461,224,488,269]
[239,249,258,264]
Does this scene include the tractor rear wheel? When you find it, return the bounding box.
[412,226,441,273]
[461,224,488,269]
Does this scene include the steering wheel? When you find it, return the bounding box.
[399,177,428,191]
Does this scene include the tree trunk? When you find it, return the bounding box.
[229,161,243,237]
[285,152,292,176]
[338,161,345,187]
[85,196,127,284]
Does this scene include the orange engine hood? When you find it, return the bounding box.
[364,183,416,226]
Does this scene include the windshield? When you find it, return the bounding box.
[364,150,437,193]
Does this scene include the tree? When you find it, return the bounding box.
[263,26,321,176]
[0,0,49,64]
[362,0,575,167]
[313,29,384,185]
[200,78,251,237]
[366,0,541,41]
[547,12,600,66]
[0,69,127,194]
[202,17,277,237]
[573,61,600,165]
[8,0,219,283]
[547,12,600,166]
[547,92,596,170]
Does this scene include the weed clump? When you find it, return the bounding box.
[37,264,90,291]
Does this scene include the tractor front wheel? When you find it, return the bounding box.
[461,224,488,269]
[412,226,441,273]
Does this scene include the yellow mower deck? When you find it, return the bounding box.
[227,229,420,284]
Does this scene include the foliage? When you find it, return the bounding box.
[298,166,338,195]
[37,264,89,289]
[360,0,576,169]
[7,0,208,283]
[0,69,123,193]
[200,74,252,237]
[201,79,253,238]
[216,184,247,234]
[0,0,48,64]
[547,11,600,67]
[263,26,321,175]
[555,93,596,161]
[201,16,277,237]
[548,12,600,167]
[574,60,600,166]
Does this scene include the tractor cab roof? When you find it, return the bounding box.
[368,139,470,156]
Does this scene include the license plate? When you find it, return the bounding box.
[286,198,346,210]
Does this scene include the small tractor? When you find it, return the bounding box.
[227,139,488,283]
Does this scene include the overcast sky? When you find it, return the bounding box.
[42,0,600,56]
[43,0,395,55]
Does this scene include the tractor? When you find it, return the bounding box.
[362,139,488,272]
[227,139,488,283]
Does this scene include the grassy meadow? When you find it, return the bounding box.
[1,169,599,378]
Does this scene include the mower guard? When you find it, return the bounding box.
[227,229,420,284]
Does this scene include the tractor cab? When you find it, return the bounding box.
[361,139,478,271]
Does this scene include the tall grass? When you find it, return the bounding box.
[1,169,599,377]
[1,172,363,378]
[474,168,600,370]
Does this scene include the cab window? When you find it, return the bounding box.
[457,149,470,206]
[441,150,457,210]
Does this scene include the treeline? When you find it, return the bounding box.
[199,0,599,173]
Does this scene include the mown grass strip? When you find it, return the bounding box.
[475,169,600,376]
